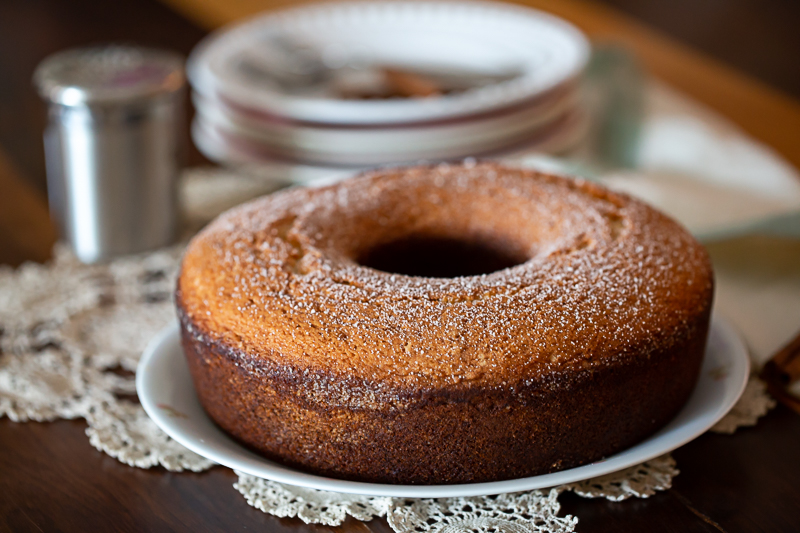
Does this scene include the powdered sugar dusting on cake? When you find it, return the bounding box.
[178,163,713,403]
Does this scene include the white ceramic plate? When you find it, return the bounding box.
[187,1,589,124]
[191,108,587,175]
[137,314,748,498]
[192,85,580,158]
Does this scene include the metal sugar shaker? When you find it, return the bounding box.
[34,46,185,263]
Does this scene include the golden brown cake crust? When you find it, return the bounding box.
[176,162,714,484]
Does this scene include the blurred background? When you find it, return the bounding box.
[1,0,799,266]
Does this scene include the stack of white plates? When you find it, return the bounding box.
[188,1,590,184]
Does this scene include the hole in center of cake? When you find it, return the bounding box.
[357,235,528,278]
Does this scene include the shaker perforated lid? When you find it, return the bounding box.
[34,45,184,106]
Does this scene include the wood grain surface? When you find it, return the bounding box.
[2,405,800,532]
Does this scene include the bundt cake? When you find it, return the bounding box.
[176,162,713,484]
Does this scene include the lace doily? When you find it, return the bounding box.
[233,454,681,533]
[710,377,775,434]
[0,236,775,532]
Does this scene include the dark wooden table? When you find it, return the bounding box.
[1,0,800,531]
